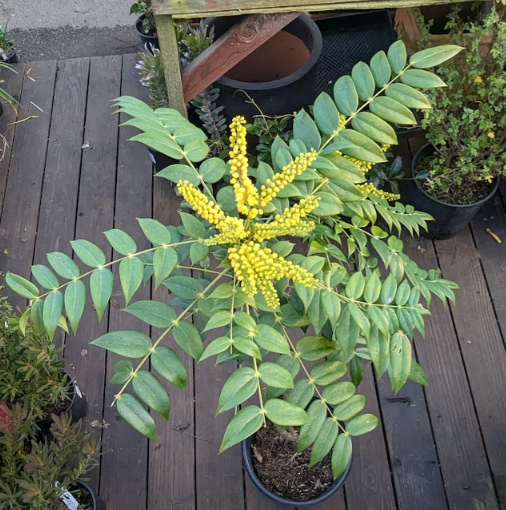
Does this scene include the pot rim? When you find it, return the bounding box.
[215,13,323,91]
[74,480,97,510]
[136,14,158,38]
[411,142,500,209]
[241,433,352,507]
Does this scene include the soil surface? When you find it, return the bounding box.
[251,422,333,502]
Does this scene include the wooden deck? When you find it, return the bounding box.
[1,56,506,510]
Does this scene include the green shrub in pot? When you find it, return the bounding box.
[6,42,460,480]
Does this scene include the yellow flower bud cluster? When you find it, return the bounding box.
[338,114,346,130]
[335,150,373,174]
[253,196,320,241]
[228,241,318,308]
[176,181,225,225]
[357,182,400,201]
[229,116,259,217]
[205,216,248,246]
[255,150,318,209]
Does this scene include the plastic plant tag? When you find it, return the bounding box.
[56,482,79,510]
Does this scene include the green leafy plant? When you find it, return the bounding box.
[0,296,70,422]
[0,62,18,114]
[0,405,99,509]
[416,1,506,204]
[130,0,155,35]
[0,24,13,61]
[7,42,461,480]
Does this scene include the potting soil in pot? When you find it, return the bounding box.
[225,31,310,83]
[251,421,333,501]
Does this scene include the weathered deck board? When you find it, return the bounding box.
[0,54,506,510]
[0,61,56,308]
[98,54,151,510]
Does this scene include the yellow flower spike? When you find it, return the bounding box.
[357,182,400,201]
[257,149,318,208]
[176,181,225,225]
[205,216,248,246]
[228,116,259,216]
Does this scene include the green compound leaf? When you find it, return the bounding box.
[90,268,114,320]
[264,399,308,427]
[199,336,231,362]
[333,395,366,421]
[364,272,381,303]
[203,310,231,332]
[345,272,365,300]
[367,306,389,336]
[70,239,106,268]
[351,112,398,145]
[346,413,378,436]
[332,433,353,479]
[124,300,176,328]
[233,336,262,359]
[151,345,187,389]
[387,40,407,74]
[334,75,359,116]
[137,218,172,246]
[296,336,335,361]
[119,257,144,306]
[338,129,387,163]
[310,418,339,467]
[6,273,40,299]
[384,83,431,110]
[190,243,209,264]
[104,229,137,255]
[347,302,370,339]
[298,399,327,452]
[351,61,375,101]
[164,276,202,301]
[47,252,80,279]
[43,290,64,340]
[91,330,153,358]
[64,280,86,334]
[390,332,412,393]
[219,406,263,453]
[322,292,342,328]
[293,109,321,150]
[31,299,45,336]
[369,97,417,125]
[313,92,341,135]
[286,379,314,409]
[184,139,209,162]
[217,367,258,413]
[370,50,391,87]
[156,164,200,186]
[180,212,206,239]
[173,320,203,361]
[409,45,463,69]
[117,393,157,441]
[254,324,291,355]
[132,370,170,420]
[31,265,59,290]
[110,359,133,385]
[199,157,227,183]
[153,247,178,289]
[258,362,294,389]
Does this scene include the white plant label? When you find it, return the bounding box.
[75,384,83,398]
[55,482,79,510]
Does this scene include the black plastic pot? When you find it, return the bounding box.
[136,15,159,49]
[146,146,177,174]
[242,433,352,507]
[37,372,87,436]
[1,47,17,64]
[403,143,500,239]
[61,480,98,510]
[208,14,322,120]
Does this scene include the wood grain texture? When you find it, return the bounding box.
[153,0,479,18]
[99,54,151,510]
[181,13,298,102]
[435,229,506,509]
[156,15,187,117]
[63,55,122,494]
[149,155,197,508]
[0,63,25,216]
[343,366,397,510]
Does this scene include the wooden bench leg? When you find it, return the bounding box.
[155,14,187,117]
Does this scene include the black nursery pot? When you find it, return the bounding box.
[136,15,159,49]
[37,372,87,436]
[207,13,322,120]
[403,143,500,240]
[61,480,98,510]
[242,434,352,507]
[1,47,17,64]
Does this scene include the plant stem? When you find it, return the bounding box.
[252,357,266,426]
[113,267,230,404]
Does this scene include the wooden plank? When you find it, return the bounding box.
[471,196,506,506]
[149,162,196,507]
[181,13,298,103]
[63,55,123,495]
[341,367,397,510]
[0,63,25,216]
[0,61,57,307]
[153,0,480,18]
[375,141,446,510]
[435,229,506,509]
[98,54,151,510]
[401,234,499,510]
[156,15,187,116]
[33,58,89,264]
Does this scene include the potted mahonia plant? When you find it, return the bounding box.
[0,404,100,510]
[7,42,460,505]
[404,1,506,238]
